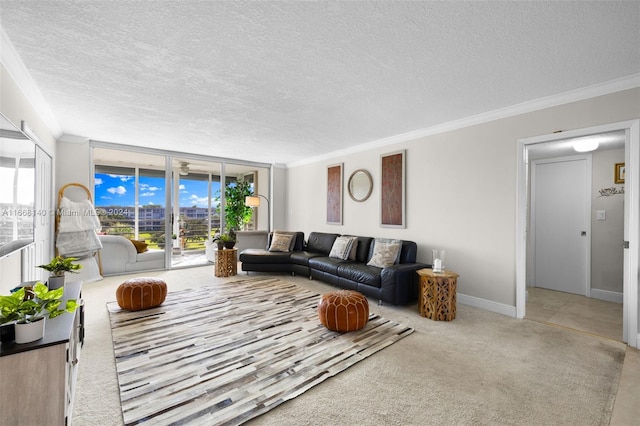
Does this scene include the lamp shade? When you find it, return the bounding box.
[245,196,260,207]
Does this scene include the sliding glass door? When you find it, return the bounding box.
[92,145,270,271]
[170,158,222,268]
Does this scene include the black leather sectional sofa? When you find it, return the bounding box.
[239,231,428,305]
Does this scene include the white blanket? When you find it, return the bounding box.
[58,197,102,233]
[56,230,103,257]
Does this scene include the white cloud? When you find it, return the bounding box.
[107,186,126,195]
[107,174,132,182]
[140,192,155,197]
[187,195,210,207]
[179,184,185,190]
[95,178,103,185]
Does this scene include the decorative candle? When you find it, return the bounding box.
[434,258,442,272]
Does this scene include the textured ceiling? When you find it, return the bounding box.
[0,1,639,165]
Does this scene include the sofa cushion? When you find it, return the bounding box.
[329,236,358,260]
[367,238,402,268]
[337,263,382,288]
[240,248,292,264]
[309,256,347,275]
[352,236,373,263]
[269,232,294,252]
[307,232,340,255]
[289,250,323,266]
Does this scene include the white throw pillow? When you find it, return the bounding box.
[329,236,358,260]
[269,232,294,252]
[366,238,402,268]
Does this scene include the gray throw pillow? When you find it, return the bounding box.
[329,236,358,260]
[366,238,402,268]
[269,232,294,252]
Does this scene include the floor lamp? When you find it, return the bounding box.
[245,195,270,234]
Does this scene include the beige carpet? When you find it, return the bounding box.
[107,277,412,425]
[73,267,626,425]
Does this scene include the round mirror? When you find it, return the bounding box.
[348,169,373,202]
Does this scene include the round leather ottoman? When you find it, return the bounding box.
[318,290,369,332]
[116,277,167,311]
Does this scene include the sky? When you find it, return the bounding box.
[95,174,221,208]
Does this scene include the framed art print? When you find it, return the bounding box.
[615,162,625,184]
[380,150,405,228]
[327,163,343,225]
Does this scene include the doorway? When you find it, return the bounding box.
[516,120,639,348]
[530,156,590,296]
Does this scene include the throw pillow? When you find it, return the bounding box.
[272,230,298,251]
[129,239,148,253]
[346,236,359,260]
[329,236,358,260]
[366,238,402,268]
[269,232,294,252]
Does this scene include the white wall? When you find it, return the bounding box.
[286,88,640,308]
[591,149,625,294]
[272,165,287,231]
[56,138,92,196]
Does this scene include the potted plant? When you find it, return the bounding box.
[37,255,82,290]
[0,282,79,344]
[212,233,235,250]
[221,181,254,239]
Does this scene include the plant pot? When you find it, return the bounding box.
[48,275,65,290]
[216,242,224,250]
[223,241,236,249]
[15,318,45,344]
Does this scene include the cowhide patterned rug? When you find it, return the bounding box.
[107,277,413,425]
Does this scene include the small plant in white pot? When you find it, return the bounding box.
[37,255,81,290]
[0,282,79,344]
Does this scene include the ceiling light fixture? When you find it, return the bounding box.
[573,138,599,153]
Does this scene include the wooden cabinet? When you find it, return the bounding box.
[0,281,84,425]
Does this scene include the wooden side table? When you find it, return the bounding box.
[214,248,238,277]
[417,268,459,321]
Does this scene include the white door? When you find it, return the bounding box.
[34,145,53,282]
[532,156,590,295]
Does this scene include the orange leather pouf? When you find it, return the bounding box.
[318,290,369,332]
[116,277,167,311]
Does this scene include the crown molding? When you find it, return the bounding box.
[0,24,62,138]
[287,73,640,168]
[59,134,90,144]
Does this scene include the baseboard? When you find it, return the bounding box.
[590,289,623,304]
[457,293,517,318]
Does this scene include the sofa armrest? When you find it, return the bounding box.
[98,235,138,263]
[380,263,430,305]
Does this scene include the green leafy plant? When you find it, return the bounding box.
[0,282,79,324]
[37,256,82,277]
[218,233,235,242]
[222,181,254,234]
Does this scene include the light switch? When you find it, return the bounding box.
[596,210,606,221]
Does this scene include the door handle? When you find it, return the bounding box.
[581,231,587,236]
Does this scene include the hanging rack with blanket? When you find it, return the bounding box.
[56,183,103,280]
